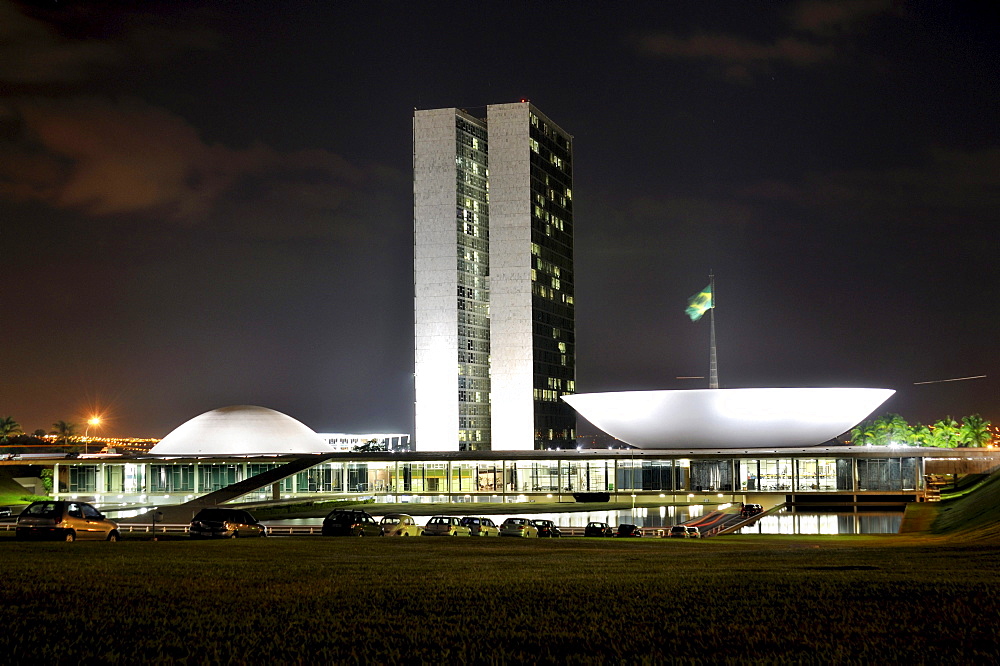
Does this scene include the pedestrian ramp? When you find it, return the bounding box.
[147,453,339,523]
[685,510,746,537]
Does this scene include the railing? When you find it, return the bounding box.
[0,522,694,538]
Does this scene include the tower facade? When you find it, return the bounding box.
[413,102,576,451]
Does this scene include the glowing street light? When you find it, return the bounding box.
[85,416,101,454]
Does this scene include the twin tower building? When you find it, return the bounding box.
[414,102,577,451]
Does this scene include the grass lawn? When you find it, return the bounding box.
[1,533,997,663]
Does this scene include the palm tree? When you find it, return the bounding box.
[960,414,992,448]
[850,419,878,446]
[0,416,22,443]
[50,420,77,447]
[858,414,912,446]
[930,417,961,448]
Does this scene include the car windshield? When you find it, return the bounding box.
[22,502,60,517]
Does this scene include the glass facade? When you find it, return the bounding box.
[150,464,195,493]
[528,110,576,449]
[51,452,932,505]
[455,115,492,451]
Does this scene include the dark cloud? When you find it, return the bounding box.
[740,146,1000,224]
[635,0,897,81]
[0,96,402,239]
[637,32,834,67]
[792,0,897,35]
[0,0,220,86]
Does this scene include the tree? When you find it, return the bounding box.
[931,417,961,448]
[850,419,878,446]
[0,416,22,443]
[50,420,77,447]
[959,414,992,448]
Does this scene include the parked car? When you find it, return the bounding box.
[584,521,614,537]
[190,508,266,538]
[531,519,562,538]
[380,513,422,537]
[0,506,13,518]
[667,525,688,538]
[615,523,643,538]
[740,503,764,518]
[500,517,538,538]
[16,500,120,542]
[423,516,471,536]
[685,526,701,539]
[322,509,381,537]
[460,516,500,537]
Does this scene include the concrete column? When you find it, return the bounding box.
[52,462,59,498]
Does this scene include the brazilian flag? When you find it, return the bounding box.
[686,284,713,321]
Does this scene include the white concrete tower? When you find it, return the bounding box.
[413,102,575,451]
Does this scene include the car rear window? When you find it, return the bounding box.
[22,502,60,517]
[195,509,240,521]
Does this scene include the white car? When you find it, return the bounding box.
[685,526,701,539]
[422,516,471,536]
[380,513,422,537]
[499,517,538,538]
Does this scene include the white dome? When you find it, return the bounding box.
[149,405,334,456]
[563,388,895,449]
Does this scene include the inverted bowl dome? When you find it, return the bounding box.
[562,388,894,449]
[150,405,332,456]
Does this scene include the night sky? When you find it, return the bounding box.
[2,0,997,438]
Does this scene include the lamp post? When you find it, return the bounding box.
[630,447,636,515]
[85,417,101,455]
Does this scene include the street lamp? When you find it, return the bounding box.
[85,416,101,454]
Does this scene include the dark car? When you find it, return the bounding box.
[531,519,562,538]
[460,516,500,537]
[615,523,643,538]
[16,500,120,542]
[190,508,266,538]
[739,503,764,518]
[322,509,380,536]
[0,506,13,518]
[584,521,614,537]
[667,525,688,539]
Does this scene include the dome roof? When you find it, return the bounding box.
[149,405,333,456]
[563,388,895,449]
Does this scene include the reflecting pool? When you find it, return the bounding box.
[736,511,902,535]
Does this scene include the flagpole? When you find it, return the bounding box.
[709,272,718,389]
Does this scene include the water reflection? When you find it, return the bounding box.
[737,511,901,535]
[264,505,719,529]
[105,505,902,535]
